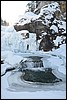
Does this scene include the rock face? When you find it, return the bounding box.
[14,20,50,40]
[21,68,62,83]
[39,35,54,51]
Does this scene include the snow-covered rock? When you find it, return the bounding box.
[50,25,58,33]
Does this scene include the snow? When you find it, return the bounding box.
[1,68,66,99]
[1,27,36,52]
[53,36,62,46]
[40,2,60,14]
[40,2,60,16]
[5,53,23,65]
[17,30,29,34]
[1,1,66,99]
[1,79,66,99]
[49,44,66,75]
[15,2,60,26]
[58,21,66,30]
[16,12,38,25]
[52,44,66,57]
[53,19,66,34]
[42,32,47,35]
[1,47,66,99]
[19,12,37,20]
[50,25,58,33]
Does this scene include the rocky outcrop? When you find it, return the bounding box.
[35,1,66,18]
[39,35,54,51]
[19,56,43,69]
[14,20,49,33]
[14,20,50,40]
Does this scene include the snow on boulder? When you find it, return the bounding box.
[39,2,60,22]
[15,12,38,24]
[5,53,23,65]
[42,32,47,36]
[14,19,50,40]
[58,21,66,34]
[50,25,58,33]
[17,30,29,39]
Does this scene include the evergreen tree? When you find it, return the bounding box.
[26,1,36,12]
[1,18,9,26]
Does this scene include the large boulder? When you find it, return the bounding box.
[39,35,54,51]
[14,20,49,32]
[14,20,50,40]
[19,56,43,69]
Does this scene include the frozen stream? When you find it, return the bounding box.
[1,50,66,99]
[7,71,66,92]
[1,52,66,92]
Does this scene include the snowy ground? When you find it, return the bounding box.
[1,72,66,99]
[1,24,66,99]
[1,50,66,99]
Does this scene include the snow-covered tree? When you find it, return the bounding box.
[1,18,9,26]
[26,1,36,12]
